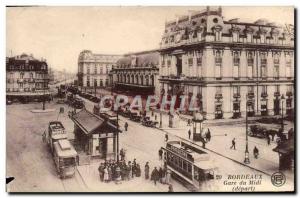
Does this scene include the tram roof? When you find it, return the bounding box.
[194,160,217,171]
[53,140,77,158]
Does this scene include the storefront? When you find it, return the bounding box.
[260,99,268,116]
[71,109,120,160]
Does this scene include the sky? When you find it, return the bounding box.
[6,6,294,73]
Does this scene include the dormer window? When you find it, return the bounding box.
[232,32,239,42]
[261,34,266,43]
[215,31,222,41]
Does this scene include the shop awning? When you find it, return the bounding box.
[71,108,120,135]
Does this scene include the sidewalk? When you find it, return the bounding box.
[150,111,293,179]
[76,161,187,192]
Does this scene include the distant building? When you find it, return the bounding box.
[6,53,50,102]
[77,50,122,88]
[111,50,160,95]
[158,6,294,119]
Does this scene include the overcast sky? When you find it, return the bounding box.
[6,6,294,73]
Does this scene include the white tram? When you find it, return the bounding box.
[53,139,77,179]
[163,140,217,188]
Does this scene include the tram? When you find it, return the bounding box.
[44,121,78,178]
[53,139,77,179]
[162,140,217,188]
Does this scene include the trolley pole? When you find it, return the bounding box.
[244,99,250,164]
[116,110,119,162]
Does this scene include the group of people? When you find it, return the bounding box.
[230,138,260,158]
[150,165,172,186]
[98,158,142,183]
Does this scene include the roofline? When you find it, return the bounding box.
[124,49,160,56]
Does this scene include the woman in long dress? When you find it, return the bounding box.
[103,167,109,183]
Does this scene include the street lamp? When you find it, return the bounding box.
[244,99,250,164]
[159,111,162,128]
[281,94,285,130]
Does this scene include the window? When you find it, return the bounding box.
[94,65,97,74]
[20,72,24,79]
[247,52,254,79]
[87,76,90,87]
[260,53,267,78]
[248,86,254,94]
[247,33,253,43]
[233,86,240,94]
[215,51,222,79]
[216,86,222,95]
[273,35,278,44]
[215,31,222,41]
[286,54,292,78]
[262,85,267,94]
[233,52,240,79]
[196,50,202,66]
[188,51,193,66]
[87,64,90,74]
[162,55,165,66]
[30,72,33,79]
[167,58,171,67]
[100,66,103,74]
[261,34,266,43]
[94,79,97,87]
[275,85,280,93]
[232,32,239,42]
[273,53,280,79]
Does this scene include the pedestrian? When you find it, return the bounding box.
[206,128,211,142]
[151,167,160,185]
[151,111,154,117]
[267,135,271,145]
[128,161,132,180]
[188,129,191,139]
[165,133,169,142]
[103,166,109,183]
[107,164,112,182]
[158,167,164,183]
[124,122,128,131]
[136,164,141,177]
[144,162,150,179]
[253,146,259,159]
[132,158,137,178]
[120,148,125,161]
[155,114,157,121]
[115,164,122,184]
[187,119,191,126]
[98,163,105,182]
[165,169,171,184]
[168,184,174,192]
[230,138,236,150]
[159,148,163,160]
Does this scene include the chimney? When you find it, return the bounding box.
[218,6,222,16]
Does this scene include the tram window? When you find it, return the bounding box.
[182,160,187,170]
[188,163,192,173]
[178,158,182,168]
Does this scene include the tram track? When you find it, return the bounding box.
[60,168,89,192]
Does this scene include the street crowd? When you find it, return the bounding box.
[97,148,173,191]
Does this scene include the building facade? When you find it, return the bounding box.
[158,7,294,119]
[6,53,50,102]
[111,50,160,96]
[77,50,122,88]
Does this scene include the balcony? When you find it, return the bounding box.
[247,92,255,98]
[286,91,293,97]
[274,92,281,97]
[215,93,223,99]
[261,92,268,97]
[233,93,241,98]
[17,78,24,83]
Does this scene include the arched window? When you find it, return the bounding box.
[140,75,144,85]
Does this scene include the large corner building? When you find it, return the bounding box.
[158,7,294,119]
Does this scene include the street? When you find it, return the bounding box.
[6,96,294,192]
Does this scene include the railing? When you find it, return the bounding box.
[274,92,281,97]
[261,92,268,97]
[215,93,223,99]
[233,93,241,98]
[286,91,293,97]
